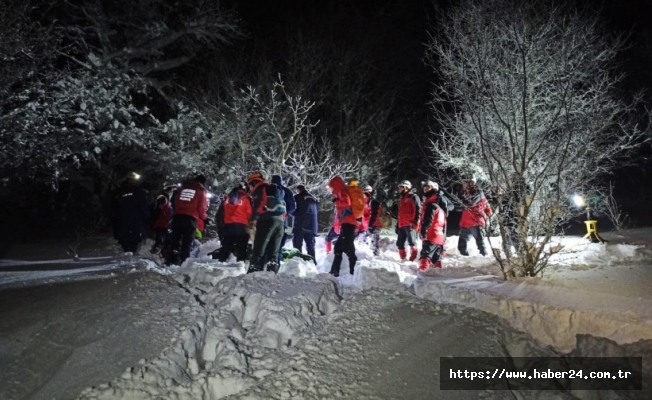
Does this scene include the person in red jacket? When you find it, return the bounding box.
[212,184,252,262]
[458,179,489,256]
[328,176,358,277]
[419,180,447,271]
[166,175,209,265]
[150,182,177,254]
[396,180,421,261]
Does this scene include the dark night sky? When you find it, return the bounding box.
[228,0,652,113]
[228,0,434,118]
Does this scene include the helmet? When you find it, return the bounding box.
[349,180,359,187]
[163,182,177,190]
[398,180,412,189]
[363,185,373,193]
[463,175,477,184]
[421,180,439,191]
[247,172,264,184]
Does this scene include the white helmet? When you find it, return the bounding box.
[398,180,412,189]
[363,185,373,193]
[421,180,439,191]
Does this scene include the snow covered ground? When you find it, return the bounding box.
[232,230,652,354]
[1,228,652,399]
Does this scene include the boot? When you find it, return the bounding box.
[265,261,279,273]
[349,255,357,276]
[398,248,407,261]
[418,258,431,271]
[325,241,333,254]
[433,261,442,269]
[330,254,342,277]
[440,250,447,256]
[409,247,418,262]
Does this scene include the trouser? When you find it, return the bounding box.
[249,218,284,273]
[119,236,140,253]
[458,226,487,256]
[167,215,197,265]
[277,231,289,264]
[330,223,357,276]
[152,228,168,251]
[420,240,443,263]
[396,226,417,250]
[292,231,316,262]
[217,233,249,262]
[368,227,381,256]
[118,224,143,253]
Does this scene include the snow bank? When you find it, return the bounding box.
[414,276,652,353]
[77,273,342,400]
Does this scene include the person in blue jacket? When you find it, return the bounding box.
[292,184,319,263]
[270,175,297,263]
[114,173,150,254]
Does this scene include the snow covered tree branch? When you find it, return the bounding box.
[426,0,650,278]
[52,0,244,76]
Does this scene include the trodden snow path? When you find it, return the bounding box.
[227,288,564,400]
[0,272,198,400]
[74,272,569,400]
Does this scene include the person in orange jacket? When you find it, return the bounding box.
[327,176,358,277]
[212,184,252,262]
[396,180,421,261]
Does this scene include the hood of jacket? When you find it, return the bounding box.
[271,175,284,186]
[328,176,346,194]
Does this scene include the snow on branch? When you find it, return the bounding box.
[426,0,651,278]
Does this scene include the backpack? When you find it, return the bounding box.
[438,192,455,215]
[347,184,365,219]
[264,183,287,216]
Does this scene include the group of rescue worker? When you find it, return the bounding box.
[114,171,492,276]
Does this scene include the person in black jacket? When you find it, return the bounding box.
[115,173,150,254]
[292,185,319,262]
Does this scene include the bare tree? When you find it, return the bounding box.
[426,0,649,278]
[597,182,633,231]
[284,134,359,198]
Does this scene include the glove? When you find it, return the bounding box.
[412,223,420,232]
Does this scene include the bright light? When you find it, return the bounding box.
[573,195,585,207]
[132,172,141,180]
[207,192,214,199]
